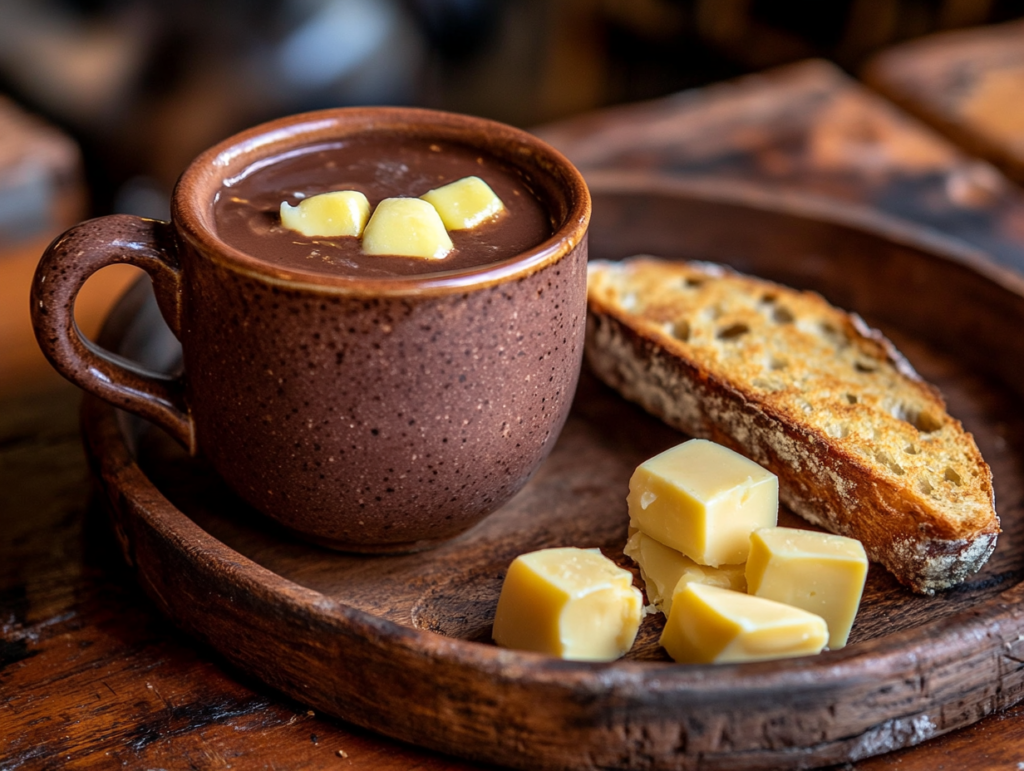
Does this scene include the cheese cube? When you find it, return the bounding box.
[362,197,453,259]
[660,583,828,664]
[420,175,505,230]
[279,190,370,237]
[492,547,643,661]
[624,530,746,616]
[628,439,778,567]
[746,527,867,649]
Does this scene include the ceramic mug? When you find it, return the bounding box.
[31,107,591,552]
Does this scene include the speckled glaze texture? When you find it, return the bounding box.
[181,240,586,549]
[32,107,591,551]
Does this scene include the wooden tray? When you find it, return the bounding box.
[83,176,1024,771]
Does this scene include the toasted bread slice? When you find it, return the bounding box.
[587,256,999,593]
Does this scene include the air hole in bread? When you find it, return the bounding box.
[668,320,691,341]
[684,277,704,288]
[904,443,919,455]
[915,411,942,433]
[944,467,962,485]
[772,306,795,324]
[819,322,844,341]
[855,361,878,373]
[768,356,788,371]
[891,403,942,433]
[826,423,850,439]
[917,478,934,495]
[845,393,858,404]
[717,323,750,341]
[760,293,777,304]
[874,450,905,476]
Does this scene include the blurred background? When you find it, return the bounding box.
[3,0,1024,393]
[4,0,1024,220]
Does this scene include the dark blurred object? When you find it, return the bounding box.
[405,0,507,61]
[0,95,137,395]
[0,0,431,216]
[1,0,1023,219]
[864,18,1024,186]
[0,94,85,245]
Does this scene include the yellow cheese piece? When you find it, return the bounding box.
[660,583,828,664]
[627,439,778,566]
[492,547,643,661]
[746,527,867,649]
[623,530,746,616]
[362,197,453,259]
[420,175,505,230]
[279,190,370,237]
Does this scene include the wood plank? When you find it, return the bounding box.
[864,19,1024,187]
[537,59,1024,273]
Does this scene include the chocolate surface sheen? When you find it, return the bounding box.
[213,136,554,277]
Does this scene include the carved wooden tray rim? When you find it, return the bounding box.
[83,178,1024,770]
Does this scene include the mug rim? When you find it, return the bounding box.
[172,106,591,296]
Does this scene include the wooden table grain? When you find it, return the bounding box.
[6,54,1024,770]
[864,19,1024,188]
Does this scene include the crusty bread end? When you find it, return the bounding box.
[586,256,999,594]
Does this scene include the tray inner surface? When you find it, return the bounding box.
[92,184,1024,769]
[133,319,1024,660]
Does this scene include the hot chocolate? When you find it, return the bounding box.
[213,135,554,277]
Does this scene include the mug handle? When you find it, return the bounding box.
[31,214,195,452]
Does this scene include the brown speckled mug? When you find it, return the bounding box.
[31,107,591,552]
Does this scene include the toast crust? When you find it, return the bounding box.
[586,257,999,593]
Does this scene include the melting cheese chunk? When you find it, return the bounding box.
[660,583,828,664]
[420,175,505,230]
[746,527,867,649]
[628,439,778,567]
[492,547,643,661]
[361,197,453,259]
[279,190,370,237]
[624,530,746,616]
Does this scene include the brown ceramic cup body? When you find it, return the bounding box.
[32,107,591,552]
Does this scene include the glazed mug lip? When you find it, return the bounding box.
[173,106,591,296]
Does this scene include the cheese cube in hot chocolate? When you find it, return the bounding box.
[279,190,370,237]
[362,197,453,259]
[624,530,746,616]
[746,527,867,649]
[628,439,777,567]
[660,583,828,664]
[492,547,643,661]
[421,175,506,230]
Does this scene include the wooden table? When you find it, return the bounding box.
[6,53,1024,769]
[864,18,1024,187]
